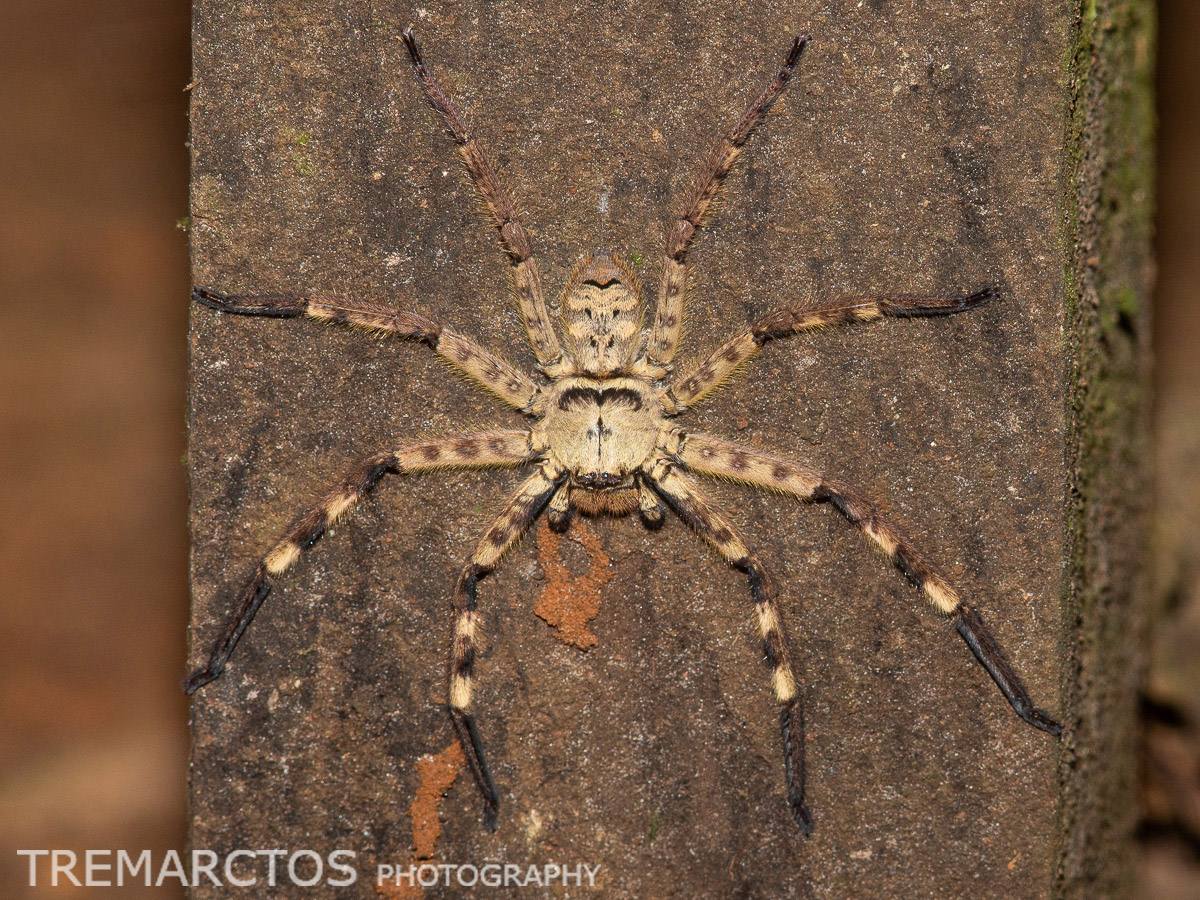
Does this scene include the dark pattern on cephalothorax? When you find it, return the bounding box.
[188,29,1061,836]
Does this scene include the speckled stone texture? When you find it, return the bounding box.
[187,2,1146,897]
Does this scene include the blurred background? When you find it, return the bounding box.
[0,1,189,897]
[1140,2,1200,897]
[0,1,1194,897]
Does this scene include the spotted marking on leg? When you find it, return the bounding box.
[435,329,537,410]
[677,433,821,498]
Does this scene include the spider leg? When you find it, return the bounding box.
[670,286,998,410]
[545,482,572,532]
[183,431,536,693]
[401,29,564,371]
[646,34,810,371]
[673,430,1063,736]
[644,458,813,833]
[193,287,538,411]
[637,474,667,528]
[448,462,565,830]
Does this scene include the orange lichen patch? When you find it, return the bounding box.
[534,518,612,650]
[411,740,465,859]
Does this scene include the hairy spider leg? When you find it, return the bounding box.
[674,431,1062,736]
[183,431,536,693]
[402,28,565,371]
[192,287,539,412]
[671,286,999,409]
[645,458,813,832]
[647,34,810,372]
[448,463,565,830]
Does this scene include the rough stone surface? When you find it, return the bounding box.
[187,1,1149,896]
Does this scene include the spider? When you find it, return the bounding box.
[186,28,1062,835]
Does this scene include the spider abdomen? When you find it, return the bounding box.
[560,252,644,375]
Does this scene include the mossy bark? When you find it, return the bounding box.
[187,1,1151,896]
[1056,0,1155,896]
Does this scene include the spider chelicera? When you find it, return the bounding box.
[187,28,1062,834]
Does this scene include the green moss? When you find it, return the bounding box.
[1055,0,1155,896]
[281,126,314,176]
[1114,285,1139,321]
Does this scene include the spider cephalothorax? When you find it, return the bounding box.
[187,28,1061,836]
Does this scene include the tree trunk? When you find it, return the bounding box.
[187,1,1152,896]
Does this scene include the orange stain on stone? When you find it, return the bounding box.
[534,518,611,649]
[374,740,465,900]
[376,877,422,900]
[411,740,465,859]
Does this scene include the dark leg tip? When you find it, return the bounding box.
[182,666,218,694]
[640,508,665,531]
[192,286,228,310]
[784,34,811,71]
[192,288,303,316]
[401,27,420,60]
[963,285,1000,309]
[546,510,571,533]
[790,798,814,835]
[482,801,499,832]
[1021,708,1064,737]
[885,284,1002,318]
